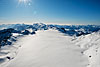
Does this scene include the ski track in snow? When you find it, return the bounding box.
[1,30,88,67]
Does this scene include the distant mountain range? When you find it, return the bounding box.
[0,23,100,47]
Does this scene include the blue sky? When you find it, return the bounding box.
[0,0,100,24]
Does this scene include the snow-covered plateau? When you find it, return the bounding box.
[0,23,100,67]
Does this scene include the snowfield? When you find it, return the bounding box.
[1,30,88,67]
[0,23,100,67]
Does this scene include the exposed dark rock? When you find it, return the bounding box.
[6,56,11,60]
[89,56,91,58]
[21,30,30,35]
[31,31,36,35]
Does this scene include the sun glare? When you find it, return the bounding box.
[18,0,31,5]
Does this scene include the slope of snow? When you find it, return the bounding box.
[73,31,100,67]
[0,33,23,66]
[1,30,88,67]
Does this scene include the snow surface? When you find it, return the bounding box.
[73,31,100,67]
[0,34,23,66]
[1,30,88,67]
